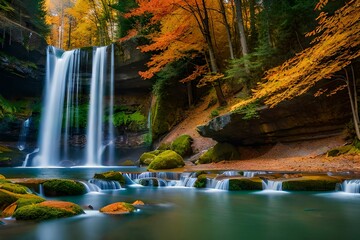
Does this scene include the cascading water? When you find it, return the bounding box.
[33,45,115,167]
[262,180,283,191]
[341,179,360,193]
[17,118,30,151]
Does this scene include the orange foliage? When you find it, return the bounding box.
[231,0,359,110]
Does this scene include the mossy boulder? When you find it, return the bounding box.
[42,179,86,196]
[197,143,240,164]
[148,150,185,170]
[0,174,5,180]
[93,171,125,185]
[282,176,341,191]
[171,135,193,157]
[0,182,29,194]
[229,178,263,191]
[327,145,360,157]
[13,200,84,221]
[157,142,171,150]
[194,175,207,188]
[100,202,136,214]
[0,190,17,210]
[140,152,159,165]
[120,160,136,166]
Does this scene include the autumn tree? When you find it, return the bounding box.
[232,0,360,138]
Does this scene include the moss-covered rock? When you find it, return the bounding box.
[194,175,207,188]
[157,142,171,150]
[229,178,263,191]
[139,152,158,165]
[42,179,86,196]
[93,171,125,185]
[120,160,136,166]
[282,176,341,191]
[0,190,17,210]
[13,200,84,221]
[100,202,136,214]
[197,143,240,164]
[171,135,193,157]
[327,145,360,157]
[0,182,29,194]
[148,150,185,170]
[0,174,5,180]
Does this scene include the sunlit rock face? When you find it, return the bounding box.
[198,80,352,145]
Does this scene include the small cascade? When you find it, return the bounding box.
[38,184,44,197]
[80,181,101,193]
[17,118,31,151]
[243,171,267,178]
[177,173,197,187]
[221,171,240,177]
[262,180,283,191]
[88,179,122,190]
[215,179,230,190]
[22,148,39,167]
[341,180,360,193]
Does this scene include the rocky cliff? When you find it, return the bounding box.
[197,80,352,145]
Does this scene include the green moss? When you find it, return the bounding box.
[197,143,240,164]
[13,202,84,221]
[282,176,341,191]
[158,142,171,150]
[15,198,45,209]
[0,190,17,210]
[42,179,86,196]
[210,110,219,118]
[112,110,147,131]
[171,135,193,157]
[327,144,360,157]
[0,182,29,194]
[194,175,207,188]
[140,152,157,165]
[148,150,185,170]
[0,174,5,180]
[120,160,136,166]
[229,179,263,191]
[94,171,125,185]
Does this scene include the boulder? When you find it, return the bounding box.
[132,200,144,206]
[197,80,351,145]
[148,150,185,170]
[42,179,86,196]
[93,171,125,185]
[13,200,84,221]
[282,176,341,191]
[100,202,136,214]
[229,178,263,191]
[197,142,240,164]
[171,135,193,157]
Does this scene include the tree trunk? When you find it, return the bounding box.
[186,81,194,107]
[249,0,257,49]
[345,68,360,140]
[234,0,249,56]
[213,82,227,106]
[219,0,235,59]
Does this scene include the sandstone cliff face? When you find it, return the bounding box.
[197,80,352,145]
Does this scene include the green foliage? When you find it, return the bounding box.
[0,0,14,12]
[194,175,207,188]
[171,135,193,157]
[112,109,147,132]
[210,110,219,118]
[197,143,240,164]
[94,171,125,185]
[0,95,16,119]
[327,144,360,157]
[233,102,260,120]
[42,180,86,196]
[229,179,263,191]
[157,142,171,150]
[148,150,184,170]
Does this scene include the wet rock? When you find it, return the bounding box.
[93,171,125,185]
[100,202,136,214]
[13,200,84,221]
[282,176,341,191]
[148,150,184,170]
[42,179,86,196]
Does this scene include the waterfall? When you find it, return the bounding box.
[221,171,240,177]
[79,181,101,193]
[262,180,283,191]
[33,45,115,167]
[215,179,230,190]
[17,118,30,151]
[88,179,122,190]
[22,148,39,167]
[341,180,360,193]
[243,171,267,178]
